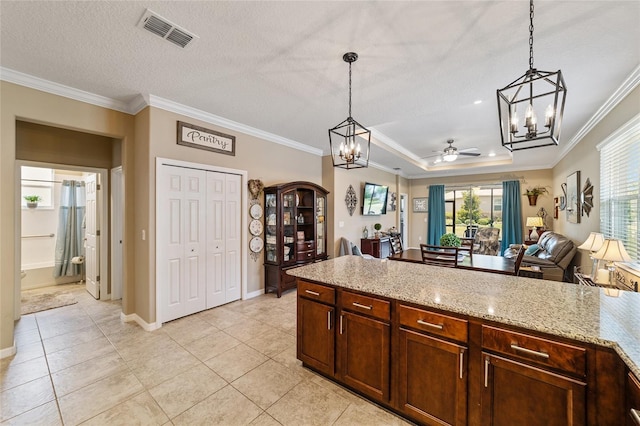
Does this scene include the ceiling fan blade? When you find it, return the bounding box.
[459,152,481,157]
[458,147,479,153]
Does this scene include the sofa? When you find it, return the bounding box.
[503,231,577,281]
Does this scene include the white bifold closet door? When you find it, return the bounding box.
[158,165,241,323]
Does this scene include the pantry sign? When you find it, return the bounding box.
[177,121,235,156]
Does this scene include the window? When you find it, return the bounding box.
[444,185,503,238]
[21,166,54,209]
[598,114,639,263]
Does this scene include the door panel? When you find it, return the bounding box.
[225,174,241,302]
[85,174,99,299]
[206,172,226,308]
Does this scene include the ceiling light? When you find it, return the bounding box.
[488,152,496,157]
[328,52,371,169]
[442,146,458,162]
[474,100,482,105]
[497,0,566,151]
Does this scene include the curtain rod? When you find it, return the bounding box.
[22,178,63,184]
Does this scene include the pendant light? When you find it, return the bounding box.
[329,52,371,169]
[497,0,567,151]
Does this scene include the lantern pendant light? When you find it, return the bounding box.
[497,0,567,151]
[329,52,371,169]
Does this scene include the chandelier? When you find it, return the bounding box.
[497,0,567,151]
[329,52,371,169]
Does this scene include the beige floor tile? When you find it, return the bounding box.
[231,360,304,410]
[58,371,144,425]
[7,340,44,365]
[223,319,274,343]
[13,328,42,347]
[95,315,146,336]
[172,385,263,426]
[244,328,295,358]
[46,336,117,373]
[114,334,182,367]
[149,364,227,419]
[42,324,105,354]
[183,330,241,362]
[51,351,128,397]
[80,391,169,426]
[0,400,61,426]
[0,376,56,422]
[333,403,412,425]
[249,412,282,426]
[197,307,246,330]
[266,380,351,426]
[1,356,50,392]
[130,346,200,388]
[162,316,219,346]
[270,346,315,380]
[204,343,268,382]
[13,315,37,333]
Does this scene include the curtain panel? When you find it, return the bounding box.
[54,180,86,277]
[500,180,523,255]
[427,185,446,245]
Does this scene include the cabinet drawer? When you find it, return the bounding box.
[342,291,390,321]
[482,325,586,377]
[296,250,315,261]
[298,280,335,305]
[399,304,468,343]
[296,240,315,251]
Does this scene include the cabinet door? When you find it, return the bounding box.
[398,328,467,426]
[297,297,335,376]
[316,193,326,257]
[482,353,586,426]
[628,372,640,426]
[338,311,390,402]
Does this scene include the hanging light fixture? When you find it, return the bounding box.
[329,52,371,169]
[497,0,567,152]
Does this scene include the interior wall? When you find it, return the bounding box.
[552,85,640,272]
[0,81,135,354]
[408,169,554,248]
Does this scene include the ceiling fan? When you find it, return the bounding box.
[425,139,481,164]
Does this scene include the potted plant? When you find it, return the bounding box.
[24,195,41,209]
[440,233,461,248]
[524,186,548,206]
[374,223,382,238]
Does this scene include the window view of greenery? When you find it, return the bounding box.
[445,186,503,237]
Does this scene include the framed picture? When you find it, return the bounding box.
[566,171,581,223]
[283,211,291,225]
[297,231,305,241]
[413,197,428,213]
[177,121,235,156]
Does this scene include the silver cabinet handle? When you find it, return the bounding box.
[631,408,640,425]
[305,289,320,296]
[340,314,344,335]
[459,350,464,379]
[417,319,444,330]
[484,357,490,388]
[510,344,550,359]
[327,311,331,330]
[352,302,372,310]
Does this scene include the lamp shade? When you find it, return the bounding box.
[525,217,544,227]
[577,232,605,253]
[592,239,631,262]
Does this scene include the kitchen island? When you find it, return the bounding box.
[288,255,640,425]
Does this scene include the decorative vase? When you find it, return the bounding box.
[363,227,368,239]
[527,195,538,206]
[26,202,38,209]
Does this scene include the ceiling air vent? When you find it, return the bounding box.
[137,9,198,49]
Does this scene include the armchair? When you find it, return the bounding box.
[503,231,577,281]
[472,227,501,256]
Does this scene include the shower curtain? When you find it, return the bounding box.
[54,180,86,277]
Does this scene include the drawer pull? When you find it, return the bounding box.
[340,314,344,335]
[510,344,550,359]
[417,319,444,330]
[305,289,320,296]
[631,408,640,425]
[459,350,464,379]
[327,311,331,330]
[352,302,373,310]
[484,356,489,388]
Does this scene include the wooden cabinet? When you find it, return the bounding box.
[264,182,328,297]
[337,291,391,403]
[361,237,391,258]
[397,305,468,425]
[627,372,640,426]
[481,325,587,425]
[296,281,335,376]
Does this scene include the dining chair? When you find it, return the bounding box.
[459,237,474,258]
[513,245,526,276]
[419,244,459,267]
[389,236,403,255]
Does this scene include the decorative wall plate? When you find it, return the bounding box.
[249,219,263,236]
[581,177,594,217]
[249,236,264,253]
[345,185,357,216]
[250,203,263,219]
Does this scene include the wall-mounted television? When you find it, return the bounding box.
[362,182,389,215]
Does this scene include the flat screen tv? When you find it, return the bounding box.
[362,182,389,215]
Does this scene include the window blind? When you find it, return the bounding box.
[599,115,639,262]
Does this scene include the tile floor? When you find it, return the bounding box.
[1,284,411,425]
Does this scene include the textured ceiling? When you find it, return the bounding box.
[1,1,639,177]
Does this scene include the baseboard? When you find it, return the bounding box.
[120,312,161,331]
[245,289,264,300]
[0,341,17,359]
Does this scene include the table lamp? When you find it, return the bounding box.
[526,216,544,241]
[577,232,605,280]
[592,239,631,285]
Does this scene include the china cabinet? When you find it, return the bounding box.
[263,181,328,297]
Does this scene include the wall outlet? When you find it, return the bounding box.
[339,221,344,228]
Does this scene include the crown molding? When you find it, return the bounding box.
[0,67,133,114]
[555,65,640,165]
[145,95,323,157]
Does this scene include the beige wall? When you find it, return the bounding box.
[0,82,135,353]
[552,85,640,271]
[408,169,554,248]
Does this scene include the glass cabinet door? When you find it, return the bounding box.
[265,193,277,263]
[282,190,296,263]
[316,194,326,256]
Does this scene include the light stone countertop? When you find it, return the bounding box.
[287,255,640,378]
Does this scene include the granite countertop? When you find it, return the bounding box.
[288,255,640,378]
